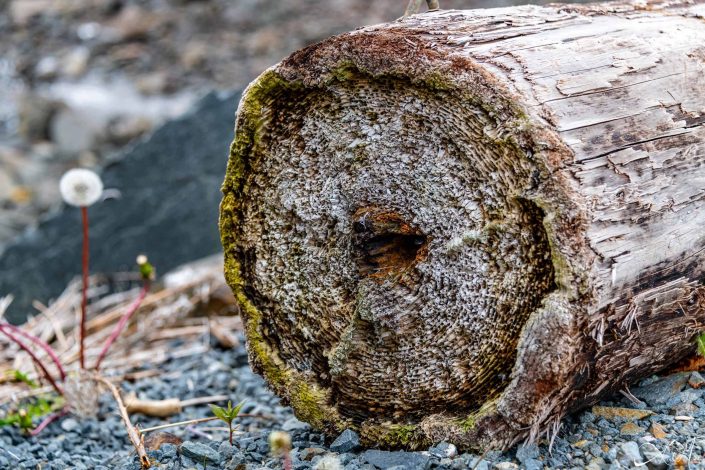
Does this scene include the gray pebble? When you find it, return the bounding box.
[181,440,222,464]
[330,429,361,453]
[60,418,80,432]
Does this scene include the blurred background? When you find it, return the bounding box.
[0,0,578,322]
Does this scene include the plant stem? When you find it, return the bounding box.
[139,416,218,434]
[94,280,150,370]
[80,206,89,370]
[0,326,63,395]
[0,323,66,380]
[30,408,69,436]
[229,421,233,445]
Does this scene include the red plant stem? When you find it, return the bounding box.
[94,280,150,371]
[0,326,63,395]
[283,452,292,470]
[30,408,69,436]
[0,323,66,380]
[80,206,89,370]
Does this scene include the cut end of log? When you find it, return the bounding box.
[220,32,582,451]
[221,0,705,451]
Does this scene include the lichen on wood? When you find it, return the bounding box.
[221,0,705,451]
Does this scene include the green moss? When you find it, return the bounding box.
[386,424,418,446]
[289,381,331,429]
[531,199,573,294]
[459,415,477,432]
[361,422,427,449]
[458,399,498,432]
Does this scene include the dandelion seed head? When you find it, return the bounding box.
[314,455,342,470]
[268,430,292,455]
[59,168,103,207]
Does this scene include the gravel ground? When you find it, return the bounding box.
[2,334,704,469]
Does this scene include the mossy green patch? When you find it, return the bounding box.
[361,422,428,449]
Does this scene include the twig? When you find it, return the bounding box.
[180,394,228,408]
[0,323,66,380]
[30,408,69,436]
[139,416,218,434]
[94,374,150,468]
[0,326,63,395]
[94,281,150,370]
[32,300,68,350]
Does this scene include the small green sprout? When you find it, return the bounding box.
[0,396,61,432]
[697,333,705,357]
[11,369,38,388]
[210,400,244,445]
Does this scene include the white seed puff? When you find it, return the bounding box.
[59,169,104,207]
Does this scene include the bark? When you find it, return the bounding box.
[219,0,705,451]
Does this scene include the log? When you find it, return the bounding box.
[219,0,705,451]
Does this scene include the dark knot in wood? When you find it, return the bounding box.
[352,207,428,278]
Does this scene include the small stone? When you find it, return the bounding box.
[180,441,221,464]
[633,373,690,406]
[493,463,518,469]
[223,451,246,470]
[585,457,605,470]
[592,406,654,421]
[689,371,705,389]
[219,441,234,459]
[301,447,326,461]
[428,442,457,459]
[650,423,667,439]
[640,442,667,470]
[160,444,177,460]
[282,417,311,431]
[523,458,543,470]
[467,458,489,470]
[674,454,689,470]
[60,418,79,432]
[572,440,590,449]
[620,422,645,436]
[616,441,643,467]
[144,432,182,451]
[330,429,361,453]
[515,443,539,463]
[360,450,431,470]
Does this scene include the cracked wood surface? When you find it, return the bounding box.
[220,0,705,451]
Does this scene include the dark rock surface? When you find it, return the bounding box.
[330,429,361,453]
[0,91,240,323]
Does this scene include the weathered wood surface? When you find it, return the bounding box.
[220,0,705,451]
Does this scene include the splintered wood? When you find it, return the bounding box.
[220,0,705,451]
[0,255,241,405]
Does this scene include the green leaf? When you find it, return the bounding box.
[229,400,245,419]
[210,404,228,423]
[13,370,38,389]
[697,333,705,357]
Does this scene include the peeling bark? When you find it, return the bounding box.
[220,0,705,451]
